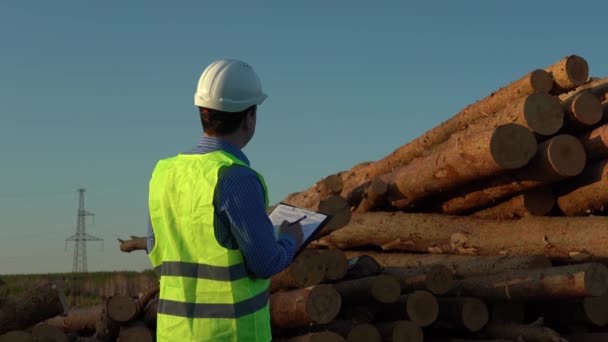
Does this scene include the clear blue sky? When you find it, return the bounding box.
[1,1,607,274]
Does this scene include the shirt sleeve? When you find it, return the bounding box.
[216,165,297,279]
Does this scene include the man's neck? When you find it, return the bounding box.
[204,133,245,150]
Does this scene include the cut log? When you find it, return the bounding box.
[472,187,555,219]
[436,297,489,332]
[490,303,525,324]
[375,320,423,342]
[529,292,608,328]
[31,324,68,342]
[271,249,326,293]
[345,323,381,342]
[484,323,567,342]
[0,331,34,342]
[284,331,345,342]
[117,236,147,253]
[320,213,608,262]
[344,255,382,279]
[0,281,69,335]
[582,292,608,326]
[562,92,603,128]
[441,134,586,214]
[451,263,608,300]
[546,55,589,94]
[283,174,344,211]
[556,159,608,215]
[558,77,608,102]
[353,176,391,213]
[44,304,103,333]
[317,196,352,234]
[377,291,439,327]
[383,265,455,295]
[317,249,348,281]
[343,251,551,278]
[389,124,537,210]
[332,275,401,305]
[579,123,608,162]
[270,285,341,329]
[95,297,119,342]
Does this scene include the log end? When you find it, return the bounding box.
[462,298,489,332]
[371,275,401,304]
[321,249,348,281]
[119,325,154,342]
[523,93,564,136]
[392,320,424,342]
[302,331,345,342]
[530,69,554,93]
[564,55,590,88]
[346,255,382,279]
[571,92,603,126]
[523,187,555,216]
[546,134,587,177]
[293,250,327,288]
[324,174,344,195]
[319,196,351,232]
[107,295,137,323]
[583,293,608,326]
[490,123,538,169]
[426,265,456,295]
[346,324,381,342]
[306,285,342,325]
[406,291,439,327]
[585,264,608,297]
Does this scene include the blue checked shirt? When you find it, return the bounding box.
[147,136,297,278]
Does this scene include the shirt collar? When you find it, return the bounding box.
[191,135,251,166]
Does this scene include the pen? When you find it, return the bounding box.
[288,215,307,226]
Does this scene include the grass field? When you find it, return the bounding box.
[0,270,159,306]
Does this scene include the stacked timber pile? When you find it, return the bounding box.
[277,54,608,341]
[0,280,159,342]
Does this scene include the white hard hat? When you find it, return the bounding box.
[194,59,268,113]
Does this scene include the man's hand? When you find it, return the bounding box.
[278,220,303,247]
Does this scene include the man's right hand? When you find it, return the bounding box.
[278,220,304,248]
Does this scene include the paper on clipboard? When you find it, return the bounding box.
[269,203,329,248]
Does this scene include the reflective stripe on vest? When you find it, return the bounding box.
[148,150,271,342]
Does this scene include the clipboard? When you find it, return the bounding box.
[268,202,332,256]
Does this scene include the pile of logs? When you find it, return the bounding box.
[5,54,608,341]
[276,55,608,341]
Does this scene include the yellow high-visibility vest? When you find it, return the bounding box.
[148,150,271,341]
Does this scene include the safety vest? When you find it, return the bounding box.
[148,150,271,342]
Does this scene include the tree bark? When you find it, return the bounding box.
[44,305,103,333]
[441,134,586,214]
[0,281,69,335]
[375,320,424,342]
[484,323,567,342]
[270,285,341,329]
[472,187,555,219]
[332,275,401,305]
[118,236,147,253]
[344,255,383,280]
[546,55,589,94]
[343,251,551,278]
[383,265,455,295]
[436,297,489,332]
[319,213,608,262]
[451,263,608,300]
[270,249,326,293]
[556,159,608,215]
[387,124,537,210]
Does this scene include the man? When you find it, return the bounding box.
[147,59,303,341]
